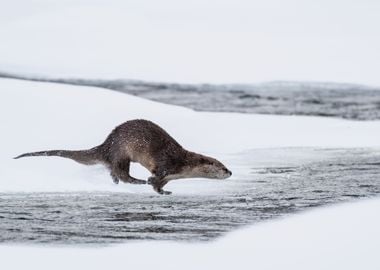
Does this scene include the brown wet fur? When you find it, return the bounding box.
[15,119,232,195]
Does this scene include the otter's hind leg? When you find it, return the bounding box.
[111,160,146,185]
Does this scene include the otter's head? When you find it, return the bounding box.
[187,153,232,180]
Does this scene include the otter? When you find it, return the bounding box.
[14,119,232,195]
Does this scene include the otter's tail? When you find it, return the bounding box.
[14,147,101,165]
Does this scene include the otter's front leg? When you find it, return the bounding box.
[148,176,171,195]
[111,172,120,184]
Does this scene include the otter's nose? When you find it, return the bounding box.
[224,168,232,176]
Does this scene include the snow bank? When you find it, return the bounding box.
[1,77,380,192]
[0,0,380,85]
[1,198,379,270]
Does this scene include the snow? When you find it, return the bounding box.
[0,0,380,86]
[1,77,380,193]
[1,198,379,270]
[1,1,379,266]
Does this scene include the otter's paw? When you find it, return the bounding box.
[162,190,172,195]
[154,187,172,195]
[111,175,119,184]
[147,176,157,185]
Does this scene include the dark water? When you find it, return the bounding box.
[1,73,380,120]
[102,81,380,120]
[1,148,379,244]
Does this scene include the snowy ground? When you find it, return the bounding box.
[1,0,380,85]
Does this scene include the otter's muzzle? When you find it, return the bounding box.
[220,168,232,179]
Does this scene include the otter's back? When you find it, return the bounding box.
[101,120,184,170]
